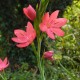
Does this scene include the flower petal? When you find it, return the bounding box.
[51,28,64,36]
[43,51,54,61]
[39,23,47,32]
[26,22,35,34]
[3,57,8,64]
[16,42,30,48]
[3,58,9,68]
[0,58,2,63]
[26,22,36,40]
[42,12,49,24]
[54,18,67,28]
[23,5,36,21]
[0,57,9,71]
[3,62,9,69]
[12,37,28,43]
[44,51,53,58]
[46,29,55,39]
[49,10,59,20]
[14,29,27,38]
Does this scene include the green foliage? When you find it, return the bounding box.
[1,62,39,80]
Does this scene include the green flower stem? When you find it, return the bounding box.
[0,73,6,80]
[37,37,45,80]
[31,37,45,80]
[32,0,50,80]
[31,42,37,55]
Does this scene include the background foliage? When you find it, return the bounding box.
[0,0,80,80]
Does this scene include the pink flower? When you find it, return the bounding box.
[39,10,67,39]
[43,51,54,61]
[12,22,36,48]
[23,5,36,21]
[0,57,9,71]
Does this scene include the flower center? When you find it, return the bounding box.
[47,23,51,28]
[47,20,59,28]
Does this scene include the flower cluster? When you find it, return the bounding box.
[12,5,67,61]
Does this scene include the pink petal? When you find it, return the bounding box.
[16,42,30,48]
[46,29,55,39]
[3,57,8,64]
[0,68,2,71]
[14,29,27,38]
[12,37,28,43]
[3,61,9,68]
[0,58,9,71]
[42,12,49,24]
[49,10,59,21]
[51,28,64,36]
[26,22,35,33]
[43,51,54,61]
[44,51,53,58]
[23,5,36,21]
[16,33,36,48]
[54,18,67,28]
[0,63,9,71]
[39,23,47,32]
[0,58,2,63]
[26,22,36,39]
[30,33,36,42]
